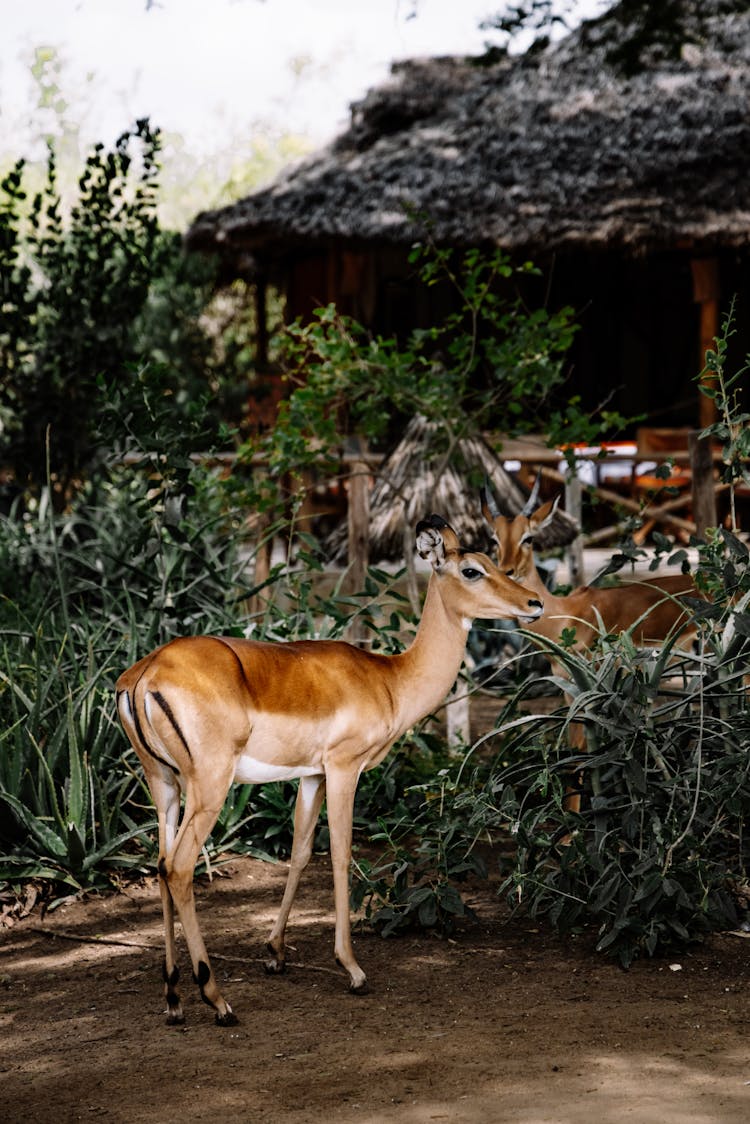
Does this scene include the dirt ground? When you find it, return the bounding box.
[2,852,749,1124]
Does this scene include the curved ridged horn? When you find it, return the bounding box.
[521,473,542,517]
[480,476,521,521]
[479,477,502,520]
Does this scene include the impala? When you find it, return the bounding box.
[481,479,698,651]
[116,514,543,1026]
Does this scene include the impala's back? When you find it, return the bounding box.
[116,635,407,788]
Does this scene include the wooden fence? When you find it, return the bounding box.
[149,429,738,593]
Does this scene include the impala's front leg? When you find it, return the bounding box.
[266,774,326,975]
[326,766,368,994]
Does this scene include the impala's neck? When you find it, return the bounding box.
[520,559,589,605]
[389,575,471,731]
[517,563,556,602]
[512,563,574,640]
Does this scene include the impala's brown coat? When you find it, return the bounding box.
[116,516,543,1025]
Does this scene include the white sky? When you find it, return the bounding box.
[1,0,605,160]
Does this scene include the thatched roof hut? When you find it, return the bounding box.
[186,0,750,431]
[187,2,750,260]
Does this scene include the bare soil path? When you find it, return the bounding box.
[2,854,748,1123]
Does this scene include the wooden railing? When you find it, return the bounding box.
[127,429,738,594]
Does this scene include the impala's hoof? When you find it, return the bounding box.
[349,978,369,996]
[165,1010,186,1026]
[215,1008,239,1027]
[264,957,286,976]
[264,941,286,975]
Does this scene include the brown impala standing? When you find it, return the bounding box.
[116,514,544,1026]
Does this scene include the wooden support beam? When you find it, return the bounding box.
[346,463,370,593]
[541,466,697,535]
[689,429,717,538]
[248,513,272,617]
[564,471,584,587]
[344,446,371,644]
[254,274,268,369]
[691,257,720,431]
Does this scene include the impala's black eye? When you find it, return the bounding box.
[519,533,535,546]
[461,566,484,582]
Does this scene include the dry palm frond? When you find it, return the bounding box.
[326,415,578,562]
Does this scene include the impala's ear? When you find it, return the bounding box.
[415,514,460,570]
[529,495,561,535]
[416,523,445,569]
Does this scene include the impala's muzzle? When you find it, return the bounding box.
[518,598,544,622]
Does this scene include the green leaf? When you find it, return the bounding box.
[66,697,87,828]
[417,894,438,928]
[0,791,68,858]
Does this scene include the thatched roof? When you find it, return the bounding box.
[326,415,579,562]
[186,1,750,264]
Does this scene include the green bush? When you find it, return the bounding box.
[351,764,487,938]
[0,124,163,500]
[485,562,750,967]
[352,306,750,965]
[0,455,253,890]
[348,532,750,967]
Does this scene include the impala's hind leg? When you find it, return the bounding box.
[150,771,184,1024]
[161,773,238,1026]
[117,681,188,1026]
[266,774,326,975]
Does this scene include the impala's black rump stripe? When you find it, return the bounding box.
[150,690,192,758]
[125,676,180,776]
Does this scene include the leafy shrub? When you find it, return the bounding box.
[0,446,254,890]
[458,527,750,967]
[350,305,750,964]
[0,123,163,501]
[350,532,749,966]
[351,767,487,937]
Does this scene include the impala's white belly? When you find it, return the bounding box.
[233,755,322,785]
[231,707,370,786]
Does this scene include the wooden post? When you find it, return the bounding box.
[689,429,717,539]
[254,272,268,370]
[346,462,370,590]
[345,440,371,644]
[565,471,584,587]
[249,513,272,618]
[446,683,471,750]
[691,257,720,431]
